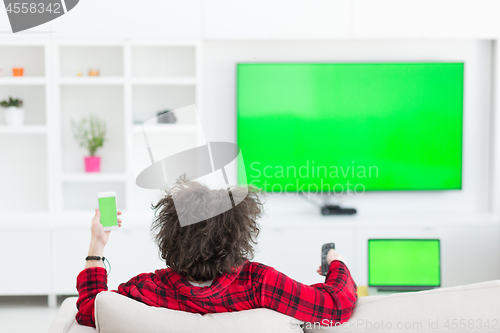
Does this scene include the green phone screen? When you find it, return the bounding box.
[98,196,118,227]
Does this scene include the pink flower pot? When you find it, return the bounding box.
[84,156,101,173]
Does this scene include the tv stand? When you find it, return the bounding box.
[320,204,357,216]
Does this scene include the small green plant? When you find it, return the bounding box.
[71,115,107,156]
[0,96,23,108]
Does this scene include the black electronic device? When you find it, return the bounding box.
[321,205,357,216]
[321,242,336,276]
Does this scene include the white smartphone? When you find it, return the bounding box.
[97,192,119,231]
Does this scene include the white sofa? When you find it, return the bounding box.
[49,280,500,333]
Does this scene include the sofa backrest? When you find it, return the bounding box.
[304,280,500,333]
[94,291,304,333]
[94,280,500,333]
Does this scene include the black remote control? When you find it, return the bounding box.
[321,243,336,276]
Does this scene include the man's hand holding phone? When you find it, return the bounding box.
[85,192,123,269]
[90,208,123,247]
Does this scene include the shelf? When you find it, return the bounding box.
[131,123,199,133]
[0,125,47,133]
[132,85,196,123]
[60,85,125,174]
[0,134,48,212]
[0,211,154,230]
[58,77,196,85]
[62,181,126,211]
[58,77,124,85]
[0,46,46,77]
[262,213,500,229]
[131,46,195,77]
[0,77,46,85]
[0,211,498,231]
[61,173,127,182]
[131,77,196,85]
[59,46,124,78]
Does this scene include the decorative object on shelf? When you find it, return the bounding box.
[88,68,100,77]
[76,72,83,77]
[12,67,24,77]
[1,96,24,127]
[357,286,369,297]
[71,115,107,173]
[157,110,176,124]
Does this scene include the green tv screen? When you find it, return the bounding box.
[368,239,441,287]
[237,63,463,192]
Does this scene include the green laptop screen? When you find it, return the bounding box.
[368,239,440,287]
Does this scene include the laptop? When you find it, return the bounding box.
[368,239,441,292]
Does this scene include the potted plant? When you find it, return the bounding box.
[71,115,107,173]
[1,96,24,127]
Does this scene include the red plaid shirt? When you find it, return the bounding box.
[76,260,357,328]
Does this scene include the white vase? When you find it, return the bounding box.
[3,107,25,127]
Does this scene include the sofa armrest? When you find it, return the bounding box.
[48,297,78,333]
[48,297,97,333]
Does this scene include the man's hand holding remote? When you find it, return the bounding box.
[317,249,346,275]
[327,249,345,265]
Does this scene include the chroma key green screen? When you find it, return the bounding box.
[237,63,464,192]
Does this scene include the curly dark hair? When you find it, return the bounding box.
[151,178,263,281]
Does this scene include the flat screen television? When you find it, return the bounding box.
[237,63,464,192]
[368,239,441,291]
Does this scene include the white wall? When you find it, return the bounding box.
[203,0,500,39]
[0,0,203,38]
[203,40,492,214]
[0,0,498,39]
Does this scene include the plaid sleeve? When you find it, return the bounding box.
[75,267,108,327]
[258,260,357,326]
[115,272,159,306]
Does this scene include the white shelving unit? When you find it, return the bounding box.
[60,173,128,182]
[0,40,202,304]
[131,77,197,85]
[51,40,201,214]
[0,42,50,215]
[0,77,47,85]
[58,77,125,85]
[0,125,47,133]
[131,123,199,133]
